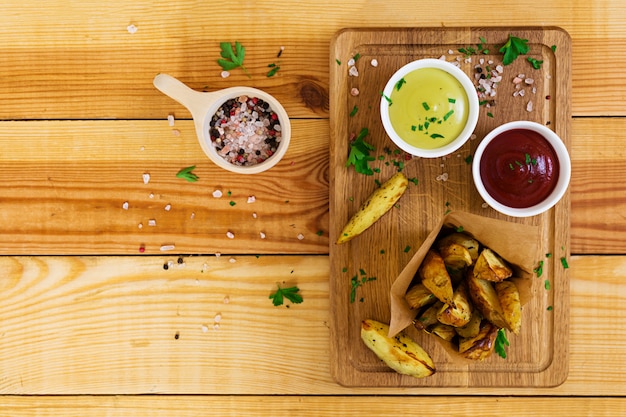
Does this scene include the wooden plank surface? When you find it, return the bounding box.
[0,117,622,255]
[0,254,623,396]
[329,27,570,387]
[0,2,625,119]
[0,396,624,416]
[0,119,329,255]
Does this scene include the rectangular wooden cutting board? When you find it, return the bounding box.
[329,27,571,387]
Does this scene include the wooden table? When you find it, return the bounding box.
[0,1,624,415]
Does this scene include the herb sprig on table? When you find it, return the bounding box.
[346,128,375,175]
[499,34,530,65]
[269,284,303,306]
[495,328,510,359]
[176,165,199,182]
[218,41,251,77]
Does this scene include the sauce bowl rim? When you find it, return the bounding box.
[472,120,571,217]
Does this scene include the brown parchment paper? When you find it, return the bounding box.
[389,211,540,338]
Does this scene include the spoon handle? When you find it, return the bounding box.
[153,73,214,119]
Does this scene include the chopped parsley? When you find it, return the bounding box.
[499,34,530,66]
[350,273,376,303]
[269,284,303,306]
[346,128,375,175]
[561,257,569,269]
[349,105,358,117]
[395,78,406,91]
[495,329,510,358]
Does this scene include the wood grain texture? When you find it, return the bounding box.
[0,117,621,255]
[329,27,570,387]
[0,1,624,119]
[0,254,622,396]
[0,119,329,255]
[0,396,625,417]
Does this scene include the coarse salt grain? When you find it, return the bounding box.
[190,212,195,219]
[370,59,378,67]
[167,114,175,126]
[350,88,359,96]
[348,66,359,77]
[160,244,175,251]
[221,71,230,78]
[252,212,258,219]
[247,195,256,203]
[212,190,223,198]
[127,24,138,34]
[526,101,534,112]
[297,233,304,240]
[201,325,209,333]
[260,232,266,239]
[164,204,171,211]
[142,173,150,184]
[347,58,355,67]
[138,223,143,229]
[122,201,129,210]
[148,219,157,226]
[223,295,230,304]
[215,252,221,258]
[229,258,236,263]
[226,231,235,239]
[481,202,489,208]
[214,313,222,323]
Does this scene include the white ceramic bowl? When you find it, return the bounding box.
[472,121,571,217]
[380,59,479,158]
[154,74,290,174]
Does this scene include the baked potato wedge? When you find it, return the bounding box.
[438,242,473,270]
[473,248,513,282]
[458,321,499,360]
[436,232,480,262]
[455,309,483,339]
[430,323,456,342]
[496,280,522,335]
[467,272,509,330]
[413,301,444,331]
[336,172,408,244]
[361,319,435,378]
[436,282,472,328]
[418,250,454,306]
[404,283,436,310]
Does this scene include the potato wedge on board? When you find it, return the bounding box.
[436,282,472,328]
[404,283,436,310]
[418,250,454,306]
[473,248,513,282]
[458,321,499,361]
[467,272,509,330]
[436,232,480,262]
[438,242,473,270]
[336,172,408,244]
[496,280,522,335]
[361,319,435,378]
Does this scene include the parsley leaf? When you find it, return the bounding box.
[218,41,251,77]
[499,35,530,65]
[495,328,510,359]
[176,165,199,182]
[346,128,375,175]
[269,284,303,306]
[350,274,376,303]
[527,57,544,69]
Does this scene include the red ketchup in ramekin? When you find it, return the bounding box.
[478,128,560,208]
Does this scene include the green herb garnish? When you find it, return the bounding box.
[443,110,455,121]
[335,58,341,65]
[404,245,411,253]
[495,328,510,359]
[380,91,393,105]
[346,128,375,175]
[395,78,406,91]
[350,274,376,303]
[269,284,303,306]
[448,98,456,103]
[349,105,358,117]
[561,257,569,269]
[176,165,199,182]
[422,102,430,111]
[527,57,544,69]
[534,260,544,278]
[499,34,530,65]
[544,279,551,290]
[266,63,281,77]
[218,41,251,77]
[409,177,419,185]
[229,201,236,206]
[430,133,444,139]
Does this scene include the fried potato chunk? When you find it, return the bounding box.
[361,319,435,378]
[418,250,454,306]
[496,280,522,335]
[473,248,513,282]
